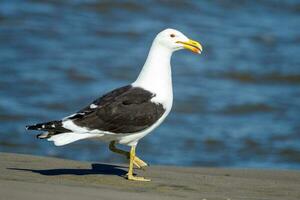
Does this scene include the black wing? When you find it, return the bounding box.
[69,85,166,133]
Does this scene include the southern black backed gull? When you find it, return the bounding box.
[26,28,202,181]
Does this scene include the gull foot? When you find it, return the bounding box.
[133,156,148,169]
[127,174,151,182]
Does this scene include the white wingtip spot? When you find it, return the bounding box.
[42,125,45,128]
[90,104,98,109]
[51,124,55,128]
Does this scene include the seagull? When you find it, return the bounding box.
[26,28,202,181]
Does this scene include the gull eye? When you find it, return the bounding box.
[170,33,175,38]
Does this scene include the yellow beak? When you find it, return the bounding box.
[176,39,203,54]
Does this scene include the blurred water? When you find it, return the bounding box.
[0,0,300,169]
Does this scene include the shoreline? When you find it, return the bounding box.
[0,152,299,200]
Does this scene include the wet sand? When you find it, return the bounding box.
[0,152,299,200]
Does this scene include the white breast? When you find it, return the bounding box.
[119,39,174,146]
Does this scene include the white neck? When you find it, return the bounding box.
[132,40,173,107]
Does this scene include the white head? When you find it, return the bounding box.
[133,28,203,96]
[153,28,203,54]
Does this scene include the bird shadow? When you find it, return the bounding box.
[8,163,128,177]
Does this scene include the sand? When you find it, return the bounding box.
[0,152,299,200]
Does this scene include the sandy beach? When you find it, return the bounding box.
[0,152,299,200]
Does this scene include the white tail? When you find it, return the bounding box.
[47,132,102,146]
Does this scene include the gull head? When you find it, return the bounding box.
[154,28,203,54]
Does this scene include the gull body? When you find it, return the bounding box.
[26,28,202,181]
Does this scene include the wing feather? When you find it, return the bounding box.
[70,85,165,133]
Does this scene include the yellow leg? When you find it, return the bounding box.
[127,145,151,181]
[109,141,148,169]
[109,141,128,157]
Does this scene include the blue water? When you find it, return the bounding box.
[1,0,300,169]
